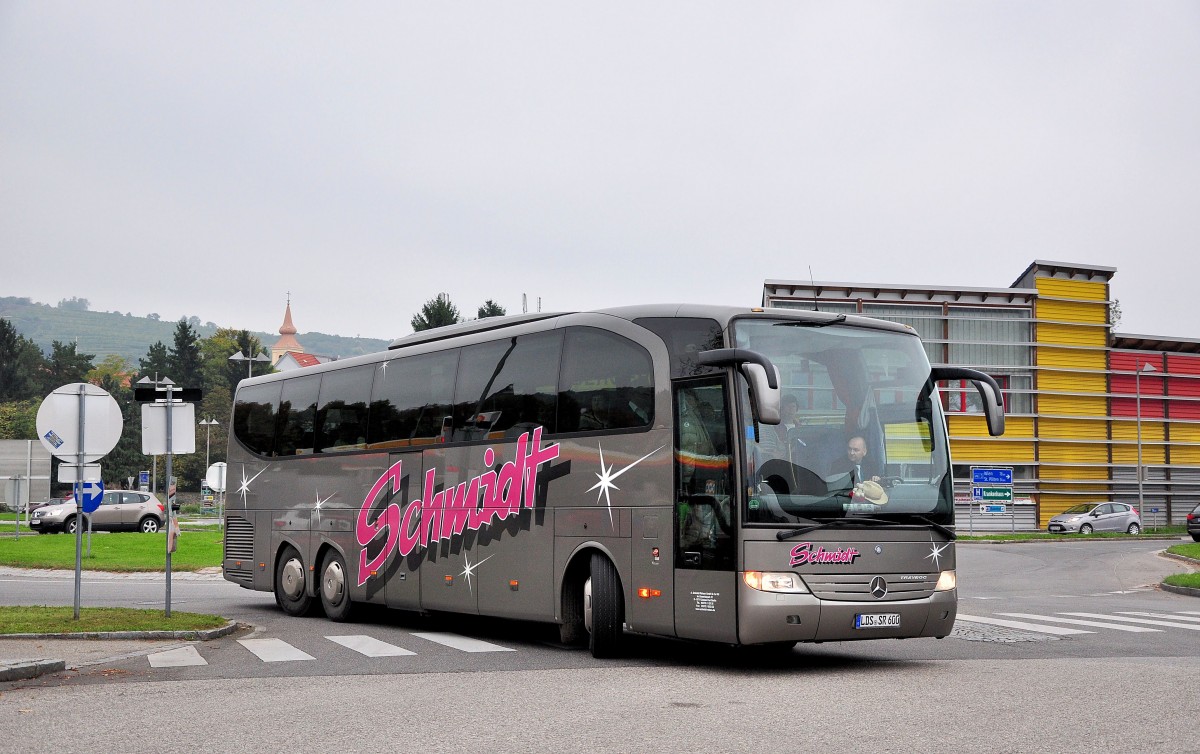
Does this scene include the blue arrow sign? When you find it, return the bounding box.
[75,480,104,514]
[972,467,1013,485]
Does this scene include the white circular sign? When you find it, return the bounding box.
[205,462,228,493]
[36,383,123,462]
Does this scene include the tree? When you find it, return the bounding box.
[477,300,507,319]
[0,318,46,401]
[411,293,462,332]
[87,354,133,388]
[169,318,204,388]
[56,297,90,311]
[1110,298,1122,330]
[137,341,171,384]
[43,340,95,391]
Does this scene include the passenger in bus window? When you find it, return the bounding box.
[579,393,615,430]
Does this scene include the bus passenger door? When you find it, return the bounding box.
[673,379,739,643]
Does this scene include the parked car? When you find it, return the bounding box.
[1047,502,1141,535]
[29,491,166,534]
[1187,503,1200,542]
[25,496,67,515]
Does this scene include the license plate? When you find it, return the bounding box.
[855,613,900,629]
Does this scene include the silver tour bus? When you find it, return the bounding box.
[224,305,1004,657]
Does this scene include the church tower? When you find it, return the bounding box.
[271,294,304,364]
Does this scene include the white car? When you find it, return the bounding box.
[29,491,166,534]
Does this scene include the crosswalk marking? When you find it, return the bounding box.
[148,646,209,667]
[411,632,515,652]
[1059,613,1200,631]
[997,613,1159,633]
[327,635,415,657]
[238,638,316,662]
[955,614,1092,635]
[1117,611,1200,624]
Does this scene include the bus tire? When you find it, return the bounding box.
[319,550,354,622]
[559,573,586,646]
[588,553,624,658]
[274,546,314,616]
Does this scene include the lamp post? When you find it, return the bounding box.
[229,349,271,379]
[199,418,218,470]
[1135,362,1157,524]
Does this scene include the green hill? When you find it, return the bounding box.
[0,296,390,365]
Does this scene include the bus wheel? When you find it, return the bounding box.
[587,553,624,658]
[559,574,586,646]
[274,546,314,616]
[319,550,354,622]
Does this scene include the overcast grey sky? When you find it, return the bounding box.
[2,2,1197,342]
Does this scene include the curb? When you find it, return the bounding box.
[1161,583,1200,598]
[959,535,1186,544]
[0,619,239,642]
[0,659,66,683]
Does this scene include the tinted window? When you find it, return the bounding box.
[277,375,321,456]
[233,382,282,456]
[316,366,374,453]
[452,332,562,441]
[634,317,724,379]
[558,327,654,433]
[369,350,459,448]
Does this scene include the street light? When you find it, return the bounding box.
[1135,361,1158,523]
[229,349,271,378]
[199,417,219,470]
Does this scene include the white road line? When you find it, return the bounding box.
[1117,612,1200,624]
[955,614,1092,635]
[998,613,1159,632]
[148,646,208,667]
[326,635,415,657]
[238,638,316,662]
[1060,613,1200,631]
[410,632,516,652]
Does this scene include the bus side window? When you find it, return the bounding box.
[277,375,320,456]
[557,327,654,433]
[315,365,372,453]
[233,382,282,457]
[451,333,561,441]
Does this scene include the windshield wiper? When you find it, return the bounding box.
[912,515,956,541]
[774,315,847,329]
[776,516,894,541]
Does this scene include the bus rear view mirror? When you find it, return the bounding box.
[740,363,781,425]
[930,366,1006,437]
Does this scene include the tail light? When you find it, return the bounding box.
[157,503,165,513]
[1188,513,1196,521]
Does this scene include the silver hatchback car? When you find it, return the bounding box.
[29,491,166,534]
[1047,502,1141,535]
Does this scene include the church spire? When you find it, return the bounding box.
[271,292,304,362]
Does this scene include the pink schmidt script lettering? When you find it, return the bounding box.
[789,542,861,567]
[355,428,560,585]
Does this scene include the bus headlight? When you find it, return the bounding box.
[743,571,810,593]
[934,570,956,591]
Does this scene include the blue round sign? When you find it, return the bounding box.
[75,481,104,514]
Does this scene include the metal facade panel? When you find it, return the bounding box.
[1037,370,1106,391]
[1036,322,1107,347]
[1035,298,1108,323]
[1039,394,1108,416]
[1034,278,1108,301]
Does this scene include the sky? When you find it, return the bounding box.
[2,2,1197,342]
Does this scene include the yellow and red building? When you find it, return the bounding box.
[764,260,1199,527]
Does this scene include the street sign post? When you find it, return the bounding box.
[971,467,1013,485]
[36,383,123,620]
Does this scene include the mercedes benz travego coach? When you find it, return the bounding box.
[223,305,1004,657]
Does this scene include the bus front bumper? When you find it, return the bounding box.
[737,583,958,645]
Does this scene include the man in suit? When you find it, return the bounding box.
[830,434,880,484]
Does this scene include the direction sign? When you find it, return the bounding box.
[972,486,1013,502]
[971,466,1013,485]
[982,504,1007,514]
[74,480,104,514]
[35,383,123,462]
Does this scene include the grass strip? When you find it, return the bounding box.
[0,530,223,571]
[0,605,227,634]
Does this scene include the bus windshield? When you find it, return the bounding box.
[733,318,953,525]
